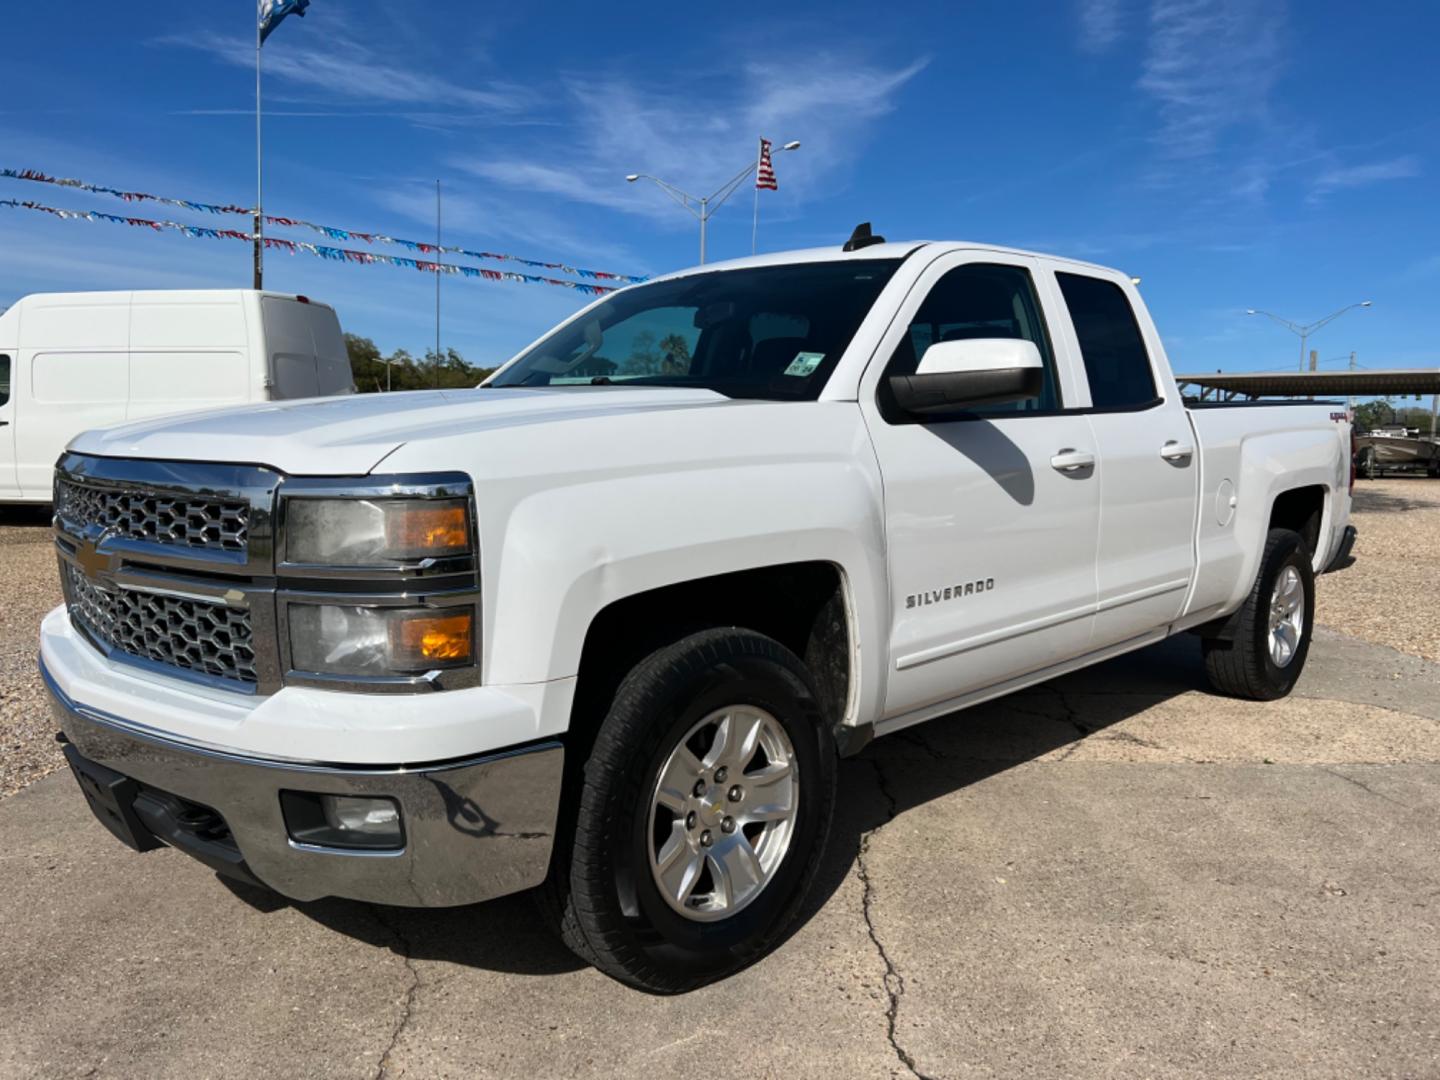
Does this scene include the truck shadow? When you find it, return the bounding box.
[0,504,53,528]
[225,634,1210,982]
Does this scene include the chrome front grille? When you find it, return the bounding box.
[63,563,259,685]
[54,454,478,697]
[55,478,250,553]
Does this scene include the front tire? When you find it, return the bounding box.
[1202,528,1315,700]
[548,628,836,993]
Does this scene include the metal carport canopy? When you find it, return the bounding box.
[1176,369,1440,399]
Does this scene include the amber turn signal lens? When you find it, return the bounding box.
[385,503,469,556]
[389,611,473,667]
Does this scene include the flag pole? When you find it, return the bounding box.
[751,137,762,256]
[434,178,441,388]
[253,2,263,290]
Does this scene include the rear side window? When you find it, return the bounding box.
[883,262,1061,414]
[0,354,9,406]
[1055,273,1158,410]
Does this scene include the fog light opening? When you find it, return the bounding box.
[280,791,405,851]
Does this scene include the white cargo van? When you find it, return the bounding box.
[0,290,354,502]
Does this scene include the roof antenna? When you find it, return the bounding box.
[843,222,886,252]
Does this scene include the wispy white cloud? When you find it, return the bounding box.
[452,55,929,221]
[158,31,533,116]
[1078,0,1125,53]
[1309,155,1420,202]
[1138,0,1285,161]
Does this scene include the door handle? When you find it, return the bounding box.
[1160,440,1195,462]
[1050,448,1095,473]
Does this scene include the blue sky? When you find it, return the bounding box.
[1,1,1435,377]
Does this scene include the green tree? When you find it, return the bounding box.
[346,334,495,393]
[658,333,692,375]
[1352,399,1394,431]
[621,330,661,376]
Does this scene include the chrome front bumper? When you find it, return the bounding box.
[44,662,564,907]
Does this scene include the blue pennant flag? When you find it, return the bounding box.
[259,0,311,45]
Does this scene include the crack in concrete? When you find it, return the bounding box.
[1318,765,1413,809]
[369,908,421,1080]
[895,728,948,759]
[858,758,937,1080]
[1047,685,1091,739]
[1098,729,1166,751]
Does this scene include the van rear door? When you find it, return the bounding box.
[262,296,355,400]
[309,304,354,396]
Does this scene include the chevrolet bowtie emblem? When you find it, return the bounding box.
[74,536,116,579]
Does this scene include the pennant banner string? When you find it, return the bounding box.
[0,167,645,284]
[0,198,618,296]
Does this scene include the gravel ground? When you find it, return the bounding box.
[1315,476,1440,662]
[0,506,60,797]
[0,476,1435,799]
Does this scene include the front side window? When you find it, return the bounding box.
[488,260,900,401]
[1055,272,1158,410]
[881,262,1061,415]
[0,354,10,407]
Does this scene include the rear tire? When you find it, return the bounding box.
[545,627,836,993]
[1202,528,1315,701]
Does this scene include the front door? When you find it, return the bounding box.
[860,253,1101,719]
[0,351,17,499]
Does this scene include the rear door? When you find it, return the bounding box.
[262,298,355,400]
[859,251,1101,718]
[262,297,321,399]
[309,304,355,396]
[1046,268,1197,646]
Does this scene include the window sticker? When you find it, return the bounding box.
[784,351,825,377]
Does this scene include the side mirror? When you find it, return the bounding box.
[888,338,1044,418]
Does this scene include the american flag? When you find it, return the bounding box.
[755,139,778,191]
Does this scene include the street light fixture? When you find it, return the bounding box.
[626,140,801,264]
[1246,301,1373,371]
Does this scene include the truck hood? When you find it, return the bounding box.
[69,387,733,475]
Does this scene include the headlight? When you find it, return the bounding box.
[288,604,474,676]
[284,497,470,566]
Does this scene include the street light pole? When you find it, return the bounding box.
[699,195,708,264]
[626,141,800,265]
[1246,301,1373,371]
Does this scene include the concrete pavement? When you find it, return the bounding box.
[2,629,1437,1079]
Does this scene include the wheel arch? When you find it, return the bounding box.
[1268,484,1327,560]
[566,561,858,767]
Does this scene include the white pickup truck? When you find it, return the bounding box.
[42,233,1357,993]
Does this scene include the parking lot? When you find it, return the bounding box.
[2,480,1438,1079]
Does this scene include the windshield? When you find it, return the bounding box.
[487,260,900,400]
